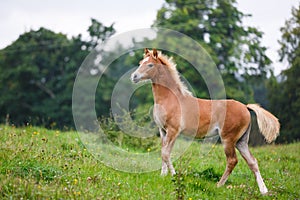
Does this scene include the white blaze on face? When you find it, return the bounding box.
[140,57,149,66]
[131,57,150,83]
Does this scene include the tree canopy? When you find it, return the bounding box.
[154,0,271,102]
[0,19,115,128]
[268,4,300,143]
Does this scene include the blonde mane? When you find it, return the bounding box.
[148,50,192,96]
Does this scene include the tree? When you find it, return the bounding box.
[0,28,74,127]
[0,19,116,128]
[87,18,116,49]
[269,4,300,142]
[153,0,271,103]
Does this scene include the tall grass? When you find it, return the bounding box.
[0,124,299,199]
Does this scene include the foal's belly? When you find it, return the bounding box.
[181,125,212,139]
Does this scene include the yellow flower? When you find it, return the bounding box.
[33,131,39,135]
[73,178,78,185]
[74,191,81,196]
[55,131,60,136]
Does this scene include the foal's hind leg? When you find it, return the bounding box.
[217,141,238,187]
[236,128,268,194]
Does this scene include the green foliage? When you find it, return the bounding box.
[0,28,75,127]
[0,19,115,128]
[153,0,271,102]
[268,4,300,143]
[0,125,299,199]
[87,18,116,49]
[99,113,160,152]
[171,156,190,200]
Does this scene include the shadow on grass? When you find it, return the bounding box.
[188,167,221,182]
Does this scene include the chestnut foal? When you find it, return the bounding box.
[131,48,280,194]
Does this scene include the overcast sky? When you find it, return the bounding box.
[1,0,298,75]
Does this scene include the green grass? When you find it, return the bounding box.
[0,124,299,199]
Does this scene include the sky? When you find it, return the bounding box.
[0,0,298,75]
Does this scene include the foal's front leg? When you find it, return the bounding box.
[160,128,178,176]
[159,128,168,175]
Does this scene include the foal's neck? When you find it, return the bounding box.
[151,68,183,104]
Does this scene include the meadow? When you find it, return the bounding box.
[0,124,299,199]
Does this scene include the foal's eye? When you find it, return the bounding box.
[147,63,154,68]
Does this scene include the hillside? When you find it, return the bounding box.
[0,125,299,199]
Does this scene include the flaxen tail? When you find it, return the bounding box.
[247,104,280,143]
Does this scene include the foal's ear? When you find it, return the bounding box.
[144,48,149,55]
[153,48,158,59]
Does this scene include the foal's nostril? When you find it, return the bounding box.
[131,73,139,83]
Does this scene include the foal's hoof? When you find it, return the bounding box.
[260,189,268,195]
[216,182,223,188]
[161,171,168,176]
[170,170,176,176]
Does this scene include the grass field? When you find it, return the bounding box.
[0,124,299,199]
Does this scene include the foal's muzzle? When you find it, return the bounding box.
[131,72,141,83]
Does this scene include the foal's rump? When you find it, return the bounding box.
[194,100,280,144]
[220,100,280,143]
[216,100,252,142]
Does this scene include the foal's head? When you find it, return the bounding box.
[131,48,162,83]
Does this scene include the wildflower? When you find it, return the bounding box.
[73,178,78,185]
[33,131,39,135]
[55,131,60,136]
[86,177,92,182]
[227,185,233,189]
[74,191,81,196]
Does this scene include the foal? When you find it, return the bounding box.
[131,48,280,194]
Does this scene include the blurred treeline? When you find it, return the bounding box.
[0,0,299,144]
